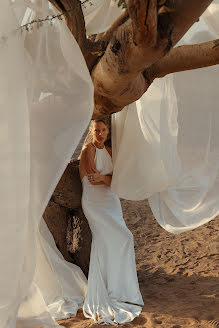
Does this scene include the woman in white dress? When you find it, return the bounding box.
[79,119,144,325]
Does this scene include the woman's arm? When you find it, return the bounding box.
[88,173,112,186]
[80,143,112,186]
[101,175,112,186]
[79,143,97,180]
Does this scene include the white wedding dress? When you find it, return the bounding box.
[82,144,144,325]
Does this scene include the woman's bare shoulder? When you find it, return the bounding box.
[105,146,112,157]
[80,143,96,165]
[82,142,95,155]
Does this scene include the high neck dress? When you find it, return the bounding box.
[81,144,144,325]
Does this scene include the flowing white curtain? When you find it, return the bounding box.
[112,2,219,233]
[0,1,93,327]
[0,3,31,327]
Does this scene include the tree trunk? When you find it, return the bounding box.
[67,207,92,277]
[43,160,92,277]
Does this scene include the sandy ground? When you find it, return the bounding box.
[58,199,219,328]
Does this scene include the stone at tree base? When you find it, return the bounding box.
[52,160,82,209]
[43,201,72,262]
[67,207,92,278]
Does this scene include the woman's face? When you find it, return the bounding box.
[91,121,109,144]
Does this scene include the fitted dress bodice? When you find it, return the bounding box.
[94,146,113,175]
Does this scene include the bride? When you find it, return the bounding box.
[79,119,144,325]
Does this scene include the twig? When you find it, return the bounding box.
[21,0,92,32]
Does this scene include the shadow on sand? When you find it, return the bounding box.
[138,267,219,324]
[58,268,218,327]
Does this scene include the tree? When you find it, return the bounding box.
[43,0,219,275]
[49,0,219,117]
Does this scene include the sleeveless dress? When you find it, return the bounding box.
[81,144,144,325]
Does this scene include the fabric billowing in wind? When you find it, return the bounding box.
[111,2,219,233]
[0,1,93,327]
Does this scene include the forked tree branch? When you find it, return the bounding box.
[91,0,214,118]
[49,0,217,119]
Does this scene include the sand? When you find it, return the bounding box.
[58,199,219,328]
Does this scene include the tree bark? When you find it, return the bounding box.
[67,207,92,277]
[147,39,219,79]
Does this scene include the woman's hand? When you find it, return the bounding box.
[87,173,103,184]
[87,173,112,186]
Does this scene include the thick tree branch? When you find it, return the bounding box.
[149,39,219,79]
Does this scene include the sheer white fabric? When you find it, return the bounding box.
[83,0,123,35]
[0,3,31,327]
[203,0,219,35]
[112,3,219,233]
[0,1,93,327]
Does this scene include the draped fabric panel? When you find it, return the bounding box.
[0,1,93,327]
[111,77,180,201]
[0,3,31,327]
[112,3,219,233]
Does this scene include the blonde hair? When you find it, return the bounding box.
[89,119,110,130]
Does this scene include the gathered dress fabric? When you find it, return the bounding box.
[81,145,144,325]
